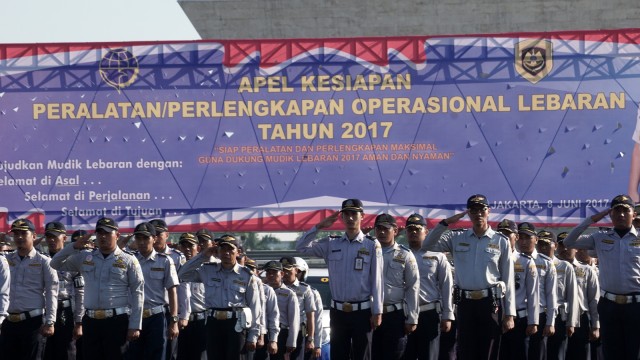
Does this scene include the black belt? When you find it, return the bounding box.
[58,299,71,308]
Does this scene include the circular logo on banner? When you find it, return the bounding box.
[99,48,139,92]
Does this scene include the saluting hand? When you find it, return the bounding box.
[444,211,469,226]
[317,211,340,230]
[590,209,610,223]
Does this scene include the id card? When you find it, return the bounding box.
[354,256,364,270]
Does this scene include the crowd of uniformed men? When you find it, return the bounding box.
[0,193,638,360]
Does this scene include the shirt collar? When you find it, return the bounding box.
[607,226,639,238]
[531,249,540,259]
[468,226,495,239]
[138,249,157,261]
[342,231,365,243]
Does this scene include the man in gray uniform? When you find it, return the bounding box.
[517,223,557,360]
[51,217,145,360]
[280,256,316,360]
[562,194,640,359]
[421,194,515,360]
[149,219,188,360]
[405,213,454,360]
[178,234,261,360]
[537,230,579,360]
[0,245,8,328]
[43,221,85,360]
[246,257,279,360]
[176,233,207,360]
[371,213,419,360]
[556,233,600,360]
[0,218,59,360]
[499,221,540,360]
[296,198,383,360]
[262,260,298,360]
[128,222,180,360]
[294,257,327,359]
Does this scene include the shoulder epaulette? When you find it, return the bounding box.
[171,248,183,255]
[451,228,467,234]
[519,252,532,259]
[37,250,50,258]
[599,226,612,232]
[299,281,310,287]
[495,232,508,240]
[203,261,219,267]
[398,244,410,252]
[329,235,341,239]
[539,253,552,261]
[157,252,168,257]
[122,249,135,256]
[241,266,253,275]
[365,235,376,241]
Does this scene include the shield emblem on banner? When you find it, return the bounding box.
[515,39,553,84]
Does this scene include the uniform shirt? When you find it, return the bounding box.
[53,263,85,323]
[262,282,280,342]
[136,250,179,310]
[189,254,216,314]
[572,259,600,328]
[0,255,10,324]
[411,249,455,321]
[273,283,300,348]
[422,224,516,317]
[552,256,579,327]
[177,252,261,343]
[531,250,557,326]
[254,275,266,335]
[310,287,327,347]
[158,246,189,320]
[382,243,419,324]
[563,218,640,294]
[50,244,145,330]
[286,279,316,326]
[189,282,206,313]
[6,248,59,324]
[296,226,383,315]
[513,253,539,325]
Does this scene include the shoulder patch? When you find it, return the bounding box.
[539,253,552,261]
[495,232,508,240]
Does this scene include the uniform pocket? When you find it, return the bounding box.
[328,251,343,261]
[150,270,165,280]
